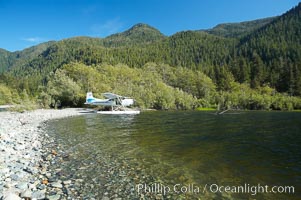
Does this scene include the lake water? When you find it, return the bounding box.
[47,111,301,199]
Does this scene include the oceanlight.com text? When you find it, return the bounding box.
[208,183,295,196]
[136,183,295,196]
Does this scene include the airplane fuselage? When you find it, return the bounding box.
[86,98,117,106]
[85,92,134,107]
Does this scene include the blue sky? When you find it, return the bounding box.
[0,0,299,52]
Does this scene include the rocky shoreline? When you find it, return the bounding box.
[0,108,86,200]
[0,108,209,200]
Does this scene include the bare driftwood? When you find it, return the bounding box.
[218,109,230,115]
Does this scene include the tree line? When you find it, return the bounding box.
[1,62,301,111]
[1,3,300,110]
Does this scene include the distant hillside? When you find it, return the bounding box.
[0,3,300,98]
[236,2,301,94]
[103,23,166,47]
[202,17,276,38]
[0,41,55,73]
[7,30,234,78]
[0,48,11,73]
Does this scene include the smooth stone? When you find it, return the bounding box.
[45,154,52,161]
[63,180,72,185]
[48,191,57,196]
[13,145,25,150]
[10,174,20,181]
[5,177,12,182]
[47,194,61,200]
[32,190,46,200]
[15,182,28,190]
[3,192,21,200]
[48,177,57,182]
[101,197,110,200]
[46,172,52,178]
[51,182,63,188]
[29,181,39,189]
[20,189,32,198]
[75,179,84,183]
[37,183,46,190]
[14,171,26,180]
[1,167,10,174]
[24,154,31,159]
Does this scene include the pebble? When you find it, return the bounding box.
[63,180,72,185]
[20,189,32,198]
[0,109,85,199]
[32,190,46,199]
[47,194,61,200]
[37,183,46,190]
[46,172,52,178]
[3,192,21,200]
[15,182,28,190]
[51,182,63,188]
[2,108,176,199]
[1,168,10,174]
[10,174,20,181]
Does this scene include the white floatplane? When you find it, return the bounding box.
[85,92,140,114]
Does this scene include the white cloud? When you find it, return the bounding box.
[22,37,45,43]
[90,18,123,37]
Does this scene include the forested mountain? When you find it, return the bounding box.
[103,23,166,47]
[235,2,301,95]
[0,49,11,73]
[202,17,276,38]
[0,41,55,73]
[0,3,300,110]
[4,31,237,88]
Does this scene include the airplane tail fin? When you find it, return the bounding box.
[86,92,95,103]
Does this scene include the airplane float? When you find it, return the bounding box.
[85,92,140,114]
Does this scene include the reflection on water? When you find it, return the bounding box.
[47,111,301,199]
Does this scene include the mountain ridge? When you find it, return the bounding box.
[0,2,300,96]
[0,16,281,53]
[103,23,166,47]
[201,17,276,38]
[0,3,301,110]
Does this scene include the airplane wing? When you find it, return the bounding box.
[103,92,123,99]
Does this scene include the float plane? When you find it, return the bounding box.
[85,92,140,114]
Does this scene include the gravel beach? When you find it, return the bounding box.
[0,108,86,200]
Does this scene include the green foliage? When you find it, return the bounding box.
[0,42,54,74]
[214,83,301,111]
[1,4,301,110]
[0,83,38,112]
[57,62,198,110]
[8,102,38,112]
[103,23,166,47]
[0,49,11,73]
[3,3,300,98]
[238,3,301,94]
[203,17,275,38]
[0,84,13,104]
[43,69,82,108]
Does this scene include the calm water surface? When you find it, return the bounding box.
[47,111,301,199]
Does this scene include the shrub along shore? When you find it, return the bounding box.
[0,108,85,199]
